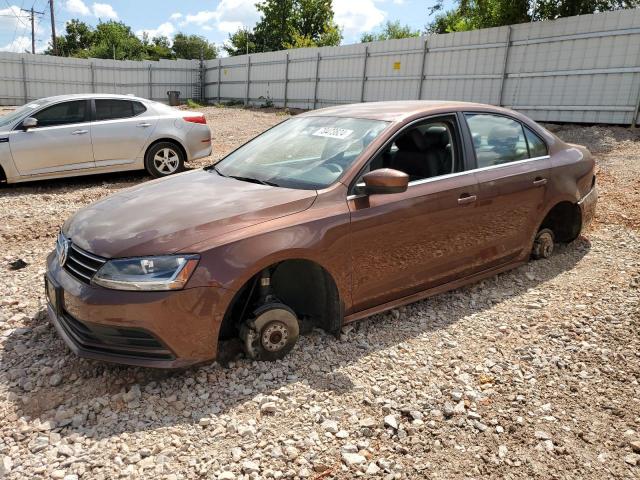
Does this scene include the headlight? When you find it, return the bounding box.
[92,255,199,291]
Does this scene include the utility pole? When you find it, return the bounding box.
[20,7,44,54]
[49,0,57,55]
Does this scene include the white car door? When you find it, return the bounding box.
[9,99,94,175]
[90,99,157,166]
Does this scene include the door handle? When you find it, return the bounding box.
[533,177,548,186]
[457,194,477,205]
[71,129,88,135]
[136,123,152,128]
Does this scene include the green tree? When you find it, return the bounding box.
[45,19,94,57]
[87,21,146,60]
[223,28,259,56]
[143,34,174,61]
[360,20,422,43]
[171,33,218,60]
[428,0,640,33]
[253,0,296,51]
[225,0,341,54]
[294,0,340,45]
[534,0,639,20]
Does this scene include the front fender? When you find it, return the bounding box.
[187,202,353,311]
[0,138,19,182]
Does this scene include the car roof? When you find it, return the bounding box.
[299,100,514,122]
[33,93,148,103]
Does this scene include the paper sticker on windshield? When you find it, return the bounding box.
[312,127,353,140]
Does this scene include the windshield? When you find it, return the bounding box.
[213,116,389,189]
[0,101,50,129]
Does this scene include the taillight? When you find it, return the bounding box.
[183,115,206,124]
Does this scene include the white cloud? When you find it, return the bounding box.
[0,5,28,32]
[65,0,91,16]
[392,0,406,4]
[169,13,183,21]
[136,22,175,40]
[334,0,386,38]
[92,2,118,19]
[0,4,45,50]
[217,21,242,34]
[180,0,260,34]
[64,0,117,19]
[0,35,31,53]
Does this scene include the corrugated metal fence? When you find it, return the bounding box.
[205,9,640,125]
[0,53,200,106]
[1,9,639,124]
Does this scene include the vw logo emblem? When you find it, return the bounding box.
[56,234,70,267]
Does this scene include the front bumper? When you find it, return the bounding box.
[45,252,228,368]
[578,185,597,230]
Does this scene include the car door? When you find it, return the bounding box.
[464,112,552,268]
[348,114,482,312]
[9,99,94,175]
[90,99,156,166]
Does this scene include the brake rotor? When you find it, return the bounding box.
[241,303,299,360]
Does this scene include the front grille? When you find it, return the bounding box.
[64,242,107,284]
[58,309,175,360]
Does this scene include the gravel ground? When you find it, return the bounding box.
[0,106,638,480]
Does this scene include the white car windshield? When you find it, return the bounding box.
[212,116,389,189]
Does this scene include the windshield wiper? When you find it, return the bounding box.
[211,164,226,177]
[228,175,280,187]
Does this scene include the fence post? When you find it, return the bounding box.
[498,26,512,107]
[217,59,222,104]
[633,91,640,128]
[148,64,153,100]
[360,46,368,103]
[21,57,28,104]
[312,51,320,109]
[417,39,428,100]
[90,62,96,93]
[199,49,205,103]
[245,55,251,106]
[283,53,289,108]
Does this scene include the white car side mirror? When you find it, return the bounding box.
[22,117,38,130]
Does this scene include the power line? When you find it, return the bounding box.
[4,0,28,52]
[2,0,29,27]
[20,5,44,53]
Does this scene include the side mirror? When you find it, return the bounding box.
[21,117,38,130]
[356,168,409,195]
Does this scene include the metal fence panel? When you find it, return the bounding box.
[200,9,640,124]
[0,52,199,105]
[1,9,639,124]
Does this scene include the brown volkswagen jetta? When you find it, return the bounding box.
[45,101,597,367]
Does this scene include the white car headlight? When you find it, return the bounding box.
[92,255,199,291]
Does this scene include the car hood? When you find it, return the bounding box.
[63,169,318,258]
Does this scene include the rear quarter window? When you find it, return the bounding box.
[524,126,548,157]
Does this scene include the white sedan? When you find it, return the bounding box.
[0,93,212,184]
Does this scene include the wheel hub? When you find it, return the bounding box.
[261,322,289,352]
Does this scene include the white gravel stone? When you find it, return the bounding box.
[384,415,398,430]
[342,452,366,467]
[242,461,260,474]
[321,419,339,433]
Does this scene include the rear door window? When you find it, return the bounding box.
[95,99,146,121]
[465,113,528,168]
[33,100,88,127]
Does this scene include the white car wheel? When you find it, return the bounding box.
[145,142,185,178]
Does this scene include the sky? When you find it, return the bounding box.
[0,0,455,55]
